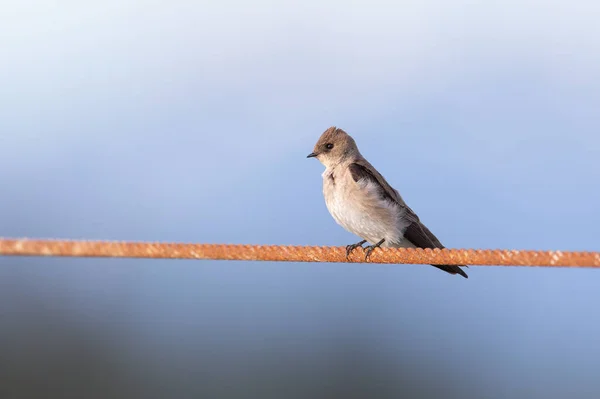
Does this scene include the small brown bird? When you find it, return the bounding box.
[307,126,468,278]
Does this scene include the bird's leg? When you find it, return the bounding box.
[364,239,386,261]
[346,239,367,259]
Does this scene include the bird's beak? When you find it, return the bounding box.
[306,152,318,158]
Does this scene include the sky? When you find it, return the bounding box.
[1,1,600,397]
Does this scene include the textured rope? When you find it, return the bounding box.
[0,238,598,267]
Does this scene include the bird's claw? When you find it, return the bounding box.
[364,246,376,261]
[345,240,367,259]
[363,239,385,261]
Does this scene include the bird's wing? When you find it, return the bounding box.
[348,161,443,249]
[348,160,403,203]
[348,161,467,277]
[402,206,444,249]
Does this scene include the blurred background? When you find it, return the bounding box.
[1,1,600,398]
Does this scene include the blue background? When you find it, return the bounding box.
[1,1,599,397]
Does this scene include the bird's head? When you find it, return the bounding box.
[307,126,359,167]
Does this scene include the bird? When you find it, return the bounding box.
[307,126,468,278]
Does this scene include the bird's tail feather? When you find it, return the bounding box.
[431,264,468,278]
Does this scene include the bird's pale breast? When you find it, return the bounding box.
[322,167,410,246]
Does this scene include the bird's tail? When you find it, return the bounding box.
[431,264,468,278]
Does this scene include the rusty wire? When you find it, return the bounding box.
[0,238,599,268]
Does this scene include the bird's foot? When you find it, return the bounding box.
[345,240,367,259]
[364,239,386,261]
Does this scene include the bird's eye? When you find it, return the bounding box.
[325,143,334,150]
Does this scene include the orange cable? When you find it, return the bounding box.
[0,238,598,267]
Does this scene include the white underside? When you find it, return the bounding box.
[323,168,413,247]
